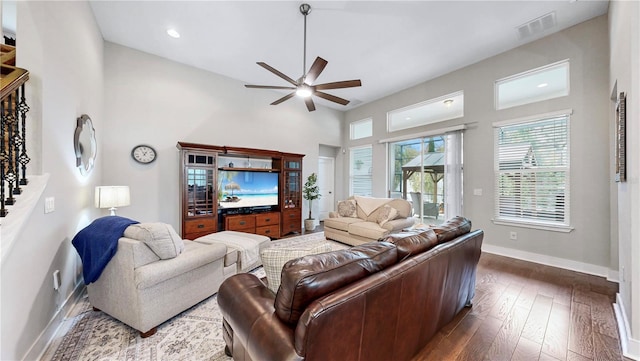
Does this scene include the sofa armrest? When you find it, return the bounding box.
[329,211,339,218]
[218,274,302,361]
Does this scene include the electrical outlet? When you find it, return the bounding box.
[53,270,61,290]
[509,231,517,240]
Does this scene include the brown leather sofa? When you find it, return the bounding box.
[218,216,483,361]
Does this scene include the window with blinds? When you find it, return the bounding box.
[494,111,570,227]
[350,145,373,196]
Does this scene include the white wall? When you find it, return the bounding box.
[344,16,612,271]
[101,42,344,230]
[0,1,104,360]
[609,1,640,358]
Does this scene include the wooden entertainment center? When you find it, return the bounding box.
[177,142,304,240]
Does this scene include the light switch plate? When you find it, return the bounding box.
[473,188,483,196]
[45,197,55,213]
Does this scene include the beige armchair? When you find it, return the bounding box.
[86,223,236,337]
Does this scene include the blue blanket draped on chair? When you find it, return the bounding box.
[72,216,139,284]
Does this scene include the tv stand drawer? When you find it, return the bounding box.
[256,225,280,238]
[256,212,280,227]
[225,215,256,232]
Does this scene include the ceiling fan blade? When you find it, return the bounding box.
[245,85,296,90]
[304,57,328,85]
[270,92,296,106]
[314,91,350,106]
[304,97,316,112]
[314,79,362,90]
[257,62,298,86]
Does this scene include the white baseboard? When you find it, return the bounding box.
[482,244,614,279]
[24,282,86,361]
[614,293,640,360]
[608,269,620,283]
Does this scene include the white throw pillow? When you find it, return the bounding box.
[124,223,185,259]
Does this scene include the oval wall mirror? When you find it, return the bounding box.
[74,114,97,175]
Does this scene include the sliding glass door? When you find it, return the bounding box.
[388,132,462,225]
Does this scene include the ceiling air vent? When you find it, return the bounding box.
[517,12,556,40]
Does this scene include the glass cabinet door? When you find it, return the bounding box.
[185,153,215,217]
[283,171,300,209]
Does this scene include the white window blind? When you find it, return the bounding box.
[494,112,570,227]
[350,145,372,196]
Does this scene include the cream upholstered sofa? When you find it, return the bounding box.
[86,223,237,337]
[324,196,415,246]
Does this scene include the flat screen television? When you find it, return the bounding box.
[218,170,279,210]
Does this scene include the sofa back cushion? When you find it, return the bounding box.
[275,242,398,326]
[431,216,472,243]
[381,228,438,261]
[124,223,185,260]
[365,198,412,222]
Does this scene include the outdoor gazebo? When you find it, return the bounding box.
[401,152,445,202]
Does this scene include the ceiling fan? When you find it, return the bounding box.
[245,3,362,112]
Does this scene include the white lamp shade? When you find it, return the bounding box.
[95,186,130,209]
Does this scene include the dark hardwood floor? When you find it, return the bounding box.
[412,252,629,361]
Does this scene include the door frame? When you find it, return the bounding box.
[317,156,335,220]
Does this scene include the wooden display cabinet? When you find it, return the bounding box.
[178,142,303,239]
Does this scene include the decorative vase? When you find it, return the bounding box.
[304,219,315,232]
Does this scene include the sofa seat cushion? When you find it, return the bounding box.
[348,221,390,240]
[324,216,364,232]
[135,241,226,290]
[275,242,397,326]
[432,216,472,244]
[382,228,438,261]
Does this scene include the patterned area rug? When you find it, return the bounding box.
[42,232,344,361]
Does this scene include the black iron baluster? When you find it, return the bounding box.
[18,83,30,186]
[4,93,16,205]
[11,88,21,195]
[1,99,7,217]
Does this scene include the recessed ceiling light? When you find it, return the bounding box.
[166,28,180,39]
[537,83,548,88]
[443,99,454,107]
[405,117,411,121]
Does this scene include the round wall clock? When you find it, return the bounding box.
[131,144,157,164]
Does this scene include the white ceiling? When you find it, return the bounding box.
[86,1,608,111]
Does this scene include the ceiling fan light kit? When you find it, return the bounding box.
[245,3,362,112]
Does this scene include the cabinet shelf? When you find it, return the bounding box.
[218,167,279,172]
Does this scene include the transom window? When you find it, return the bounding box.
[350,118,373,140]
[387,91,464,132]
[495,60,569,110]
[493,110,571,230]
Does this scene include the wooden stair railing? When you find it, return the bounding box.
[1,44,30,217]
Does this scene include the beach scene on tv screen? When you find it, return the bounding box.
[218,170,278,209]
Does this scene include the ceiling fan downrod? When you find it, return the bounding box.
[300,3,311,81]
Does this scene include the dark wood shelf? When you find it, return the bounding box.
[218,167,279,172]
